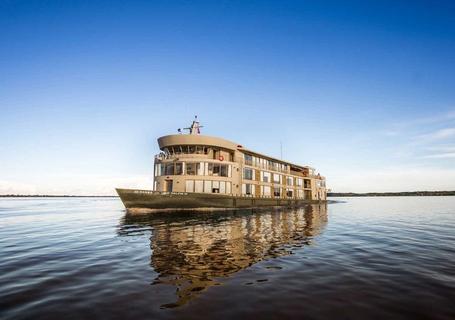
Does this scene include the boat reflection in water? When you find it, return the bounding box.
[119,204,328,308]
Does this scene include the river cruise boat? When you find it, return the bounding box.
[116,117,327,212]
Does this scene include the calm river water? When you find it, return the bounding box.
[1,197,454,319]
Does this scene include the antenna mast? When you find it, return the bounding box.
[183,115,204,135]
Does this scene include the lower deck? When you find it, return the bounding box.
[116,188,325,213]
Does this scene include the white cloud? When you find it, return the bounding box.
[395,109,455,129]
[422,152,455,159]
[418,127,455,141]
[382,109,455,138]
[380,110,455,163]
[425,145,455,153]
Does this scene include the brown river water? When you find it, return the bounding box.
[1,197,454,319]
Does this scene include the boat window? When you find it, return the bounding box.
[273,173,281,184]
[186,163,197,175]
[242,183,253,195]
[154,164,162,176]
[212,181,220,193]
[165,163,174,175]
[207,163,226,176]
[243,168,253,180]
[244,154,253,165]
[286,177,293,186]
[219,181,226,193]
[246,184,253,195]
[261,186,271,196]
[194,180,203,192]
[220,165,228,177]
[212,164,220,176]
[196,162,203,175]
[286,189,293,198]
[262,171,271,183]
[175,162,183,175]
[207,163,214,175]
[204,180,212,193]
[304,179,311,188]
[226,182,231,194]
[185,162,203,175]
[185,180,194,192]
[273,187,281,197]
[188,145,196,154]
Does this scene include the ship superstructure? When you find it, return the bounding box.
[117,117,327,212]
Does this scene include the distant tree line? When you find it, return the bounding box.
[0,195,118,198]
[328,191,455,197]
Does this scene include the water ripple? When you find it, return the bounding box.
[1,197,455,319]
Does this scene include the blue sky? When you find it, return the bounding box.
[1,0,455,194]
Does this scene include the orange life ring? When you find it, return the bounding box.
[219,155,224,161]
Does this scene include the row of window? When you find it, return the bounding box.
[163,145,209,155]
[160,145,234,161]
[185,180,232,194]
[316,180,326,188]
[155,162,232,177]
[244,154,289,173]
[242,184,312,199]
[243,168,312,187]
[183,180,316,198]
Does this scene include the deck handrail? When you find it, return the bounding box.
[126,189,309,200]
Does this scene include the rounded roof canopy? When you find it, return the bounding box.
[158,134,240,151]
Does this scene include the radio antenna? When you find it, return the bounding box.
[280,141,283,160]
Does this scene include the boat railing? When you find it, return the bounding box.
[155,153,216,161]
[129,189,310,200]
[132,189,191,196]
[236,194,307,200]
[155,153,171,161]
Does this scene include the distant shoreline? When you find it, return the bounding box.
[1,191,455,198]
[0,195,119,198]
[328,191,455,197]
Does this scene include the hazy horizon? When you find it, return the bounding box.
[1,0,455,195]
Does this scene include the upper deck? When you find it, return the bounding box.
[155,117,325,180]
[152,117,326,200]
